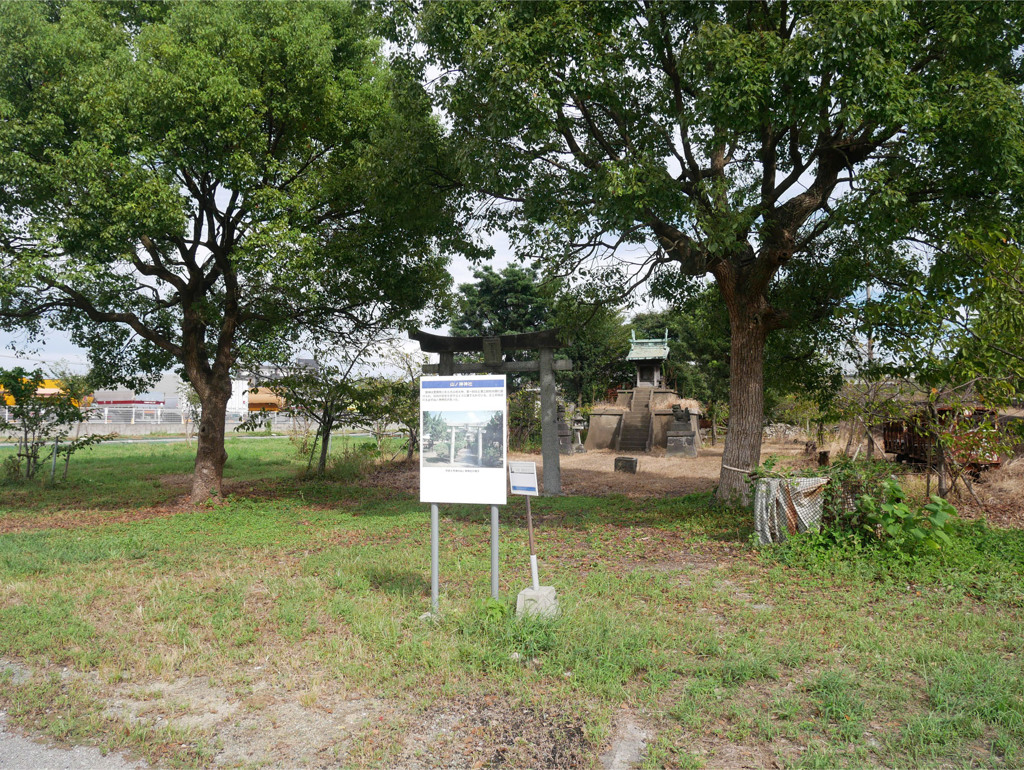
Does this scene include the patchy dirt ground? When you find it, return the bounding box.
[365,440,819,499]
[1,545,752,770]
[103,676,386,768]
[389,697,593,770]
[0,476,281,535]
[9,438,1019,535]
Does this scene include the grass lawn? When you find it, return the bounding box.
[0,438,1022,768]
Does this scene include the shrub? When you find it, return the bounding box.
[753,458,958,556]
[820,457,894,527]
[326,443,377,482]
[2,454,22,484]
[855,480,956,554]
[508,390,541,452]
[288,425,315,458]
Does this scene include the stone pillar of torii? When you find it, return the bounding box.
[411,328,572,495]
[446,423,486,465]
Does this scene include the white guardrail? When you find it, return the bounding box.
[1,405,293,428]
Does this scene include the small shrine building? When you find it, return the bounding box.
[584,329,702,454]
[626,329,671,388]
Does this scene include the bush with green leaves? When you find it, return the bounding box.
[0,367,110,482]
[508,390,541,452]
[819,457,897,528]
[326,443,378,482]
[753,457,958,556]
[855,480,956,554]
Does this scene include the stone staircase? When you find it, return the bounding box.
[617,388,652,452]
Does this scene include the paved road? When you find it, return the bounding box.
[0,711,145,770]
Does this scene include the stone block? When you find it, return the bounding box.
[666,432,698,458]
[516,585,559,620]
[614,456,638,473]
[584,412,622,451]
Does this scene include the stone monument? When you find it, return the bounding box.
[557,403,573,456]
[666,405,701,458]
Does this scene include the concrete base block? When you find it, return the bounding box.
[516,586,559,620]
[614,456,638,473]
[666,433,698,458]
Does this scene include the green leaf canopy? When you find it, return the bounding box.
[412,0,1024,499]
[0,0,466,497]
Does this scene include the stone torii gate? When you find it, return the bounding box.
[411,328,572,495]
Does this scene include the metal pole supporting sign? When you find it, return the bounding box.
[525,496,539,591]
[430,503,440,613]
[490,505,500,600]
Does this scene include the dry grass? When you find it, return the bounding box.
[589,396,703,413]
[364,439,816,500]
[986,457,1024,499]
[963,457,1024,529]
[587,401,630,413]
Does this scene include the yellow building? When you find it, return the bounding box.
[0,379,93,408]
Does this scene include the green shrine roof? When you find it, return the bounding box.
[625,330,670,361]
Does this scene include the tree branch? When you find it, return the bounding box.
[44,280,182,358]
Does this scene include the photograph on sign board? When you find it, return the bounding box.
[422,410,504,468]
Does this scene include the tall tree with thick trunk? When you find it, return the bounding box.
[0,1,465,499]
[412,1,1024,501]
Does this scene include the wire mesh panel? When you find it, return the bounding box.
[754,477,829,545]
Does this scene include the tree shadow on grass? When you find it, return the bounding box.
[365,567,429,596]
[435,494,752,543]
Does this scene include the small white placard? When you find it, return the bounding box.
[508,461,539,496]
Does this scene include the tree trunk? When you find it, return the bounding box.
[191,377,230,500]
[317,410,333,476]
[406,425,418,461]
[927,404,951,498]
[936,447,951,498]
[716,304,768,504]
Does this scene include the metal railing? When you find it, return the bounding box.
[2,405,293,429]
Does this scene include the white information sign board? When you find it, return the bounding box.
[508,461,539,496]
[420,375,507,505]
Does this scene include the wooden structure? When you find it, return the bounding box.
[883,406,1002,470]
[411,328,571,495]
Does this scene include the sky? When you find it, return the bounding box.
[0,331,90,374]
